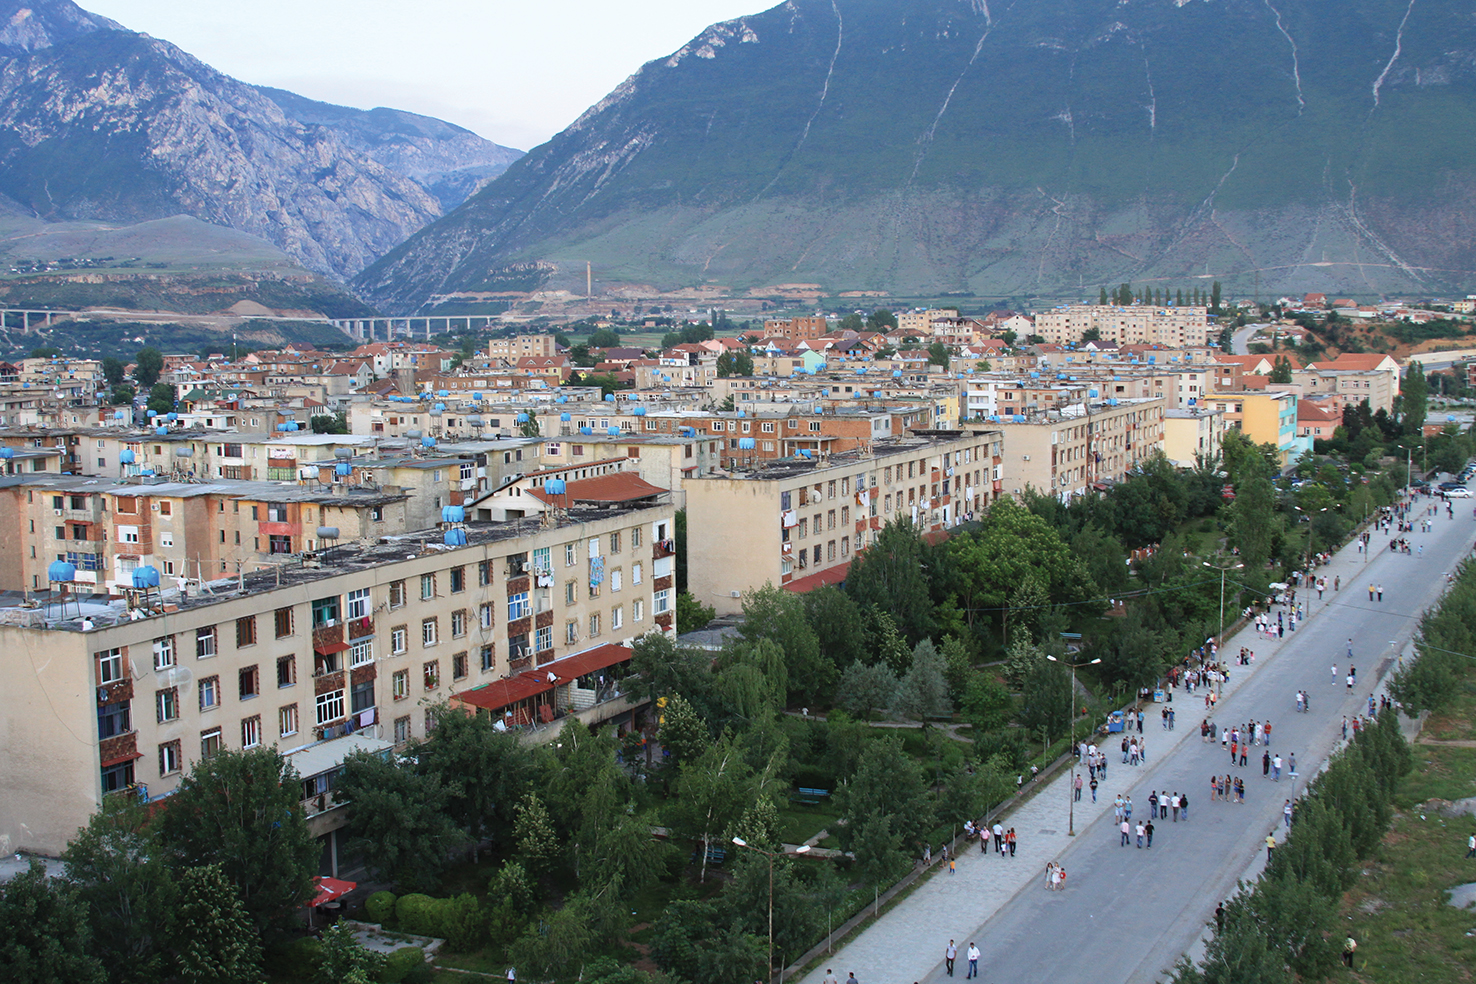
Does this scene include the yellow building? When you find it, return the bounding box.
[1204,390,1300,468]
[1162,408,1227,467]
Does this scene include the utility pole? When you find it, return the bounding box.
[586,261,592,301]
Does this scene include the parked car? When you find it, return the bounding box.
[1446,487,1472,498]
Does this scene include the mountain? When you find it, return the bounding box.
[0,0,520,282]
[356,0,1476,312]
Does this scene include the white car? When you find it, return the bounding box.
[1446,487,1473,498]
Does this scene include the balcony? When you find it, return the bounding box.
[652,539,676,560]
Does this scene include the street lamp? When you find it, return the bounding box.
[731,837,810,982]
[1045,654,1100,836]
[1203,562,1244,686]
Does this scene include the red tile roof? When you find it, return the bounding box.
[782,564,849,595]
[454,674,550,712]
[529,472,666,504]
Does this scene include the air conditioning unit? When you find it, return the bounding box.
[730,590,741,598]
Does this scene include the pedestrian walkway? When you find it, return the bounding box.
[795,502,1464,984]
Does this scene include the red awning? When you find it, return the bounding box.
[312,876,356,907]
[99,751,143,768]
[543,643,632,683]
[781,565,849,595]
[314,641,351,655]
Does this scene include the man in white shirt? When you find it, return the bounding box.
[966,943,981,979]
[945,941,957,977]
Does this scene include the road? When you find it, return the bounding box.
[797,497,1476,984]
[1231,323,1259,355]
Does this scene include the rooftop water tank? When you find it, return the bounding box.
[316,527,340,539]
[442,505,465,524]
[444,528,468,546]
[544,479,566,495]
[119,449,135,464]
[48,560,76,582]
[132,565,160,589]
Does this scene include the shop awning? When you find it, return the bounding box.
[312,876,356,907]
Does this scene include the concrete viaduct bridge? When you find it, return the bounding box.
[0,308,75,331]
[330,315,504,342]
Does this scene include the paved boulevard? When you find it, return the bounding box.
[797,499,1476,984]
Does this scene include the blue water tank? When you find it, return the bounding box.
[437,390,449,398]
[472,392,483,401]
[335,462,351,477]
[166,412,178,421]
[634,407,647,416]
[605,394,615,402]
[113,410,125,420]
[580,427,592,435]
[444,528,468,546]
[516,413,529,423]
[557,396,568,404]
[442,505,465,523]
[48,560,76,582]
[892,370,902,377]
[133,565,161,589]
[544,478,566,494]
[738,437,756,449]
[421,436,436,448]
[560,412,571,421]
[156,426,168,436]
[119,449,135,463]
[607,426,621,436]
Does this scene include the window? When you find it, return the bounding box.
[611,568,623,592]
[118,525,139,544]
[351,678,374,714]
[236,616,257,648]
[315,690,345,726]
[97,647,123,684]
[394,715,411,743]
[346,588,370,620]
[453,651,468,680]
[279,704,298,738]
[478,560,492,586]
[101,760,135,794]
[422,617,439,646]
[610,531,621,554]
[566,620,579,645]
[200,729,222,759]
[239,665,259,701]
[451,610,467,638]
[450,566,465,593]
[196,627,216,659]
[311,596,339,628]
[631,526,642,548]
[159,532,174,548]
[612,606,624,631]
[351,641,373,667]
[158,740,182,776]
[632,562,643,585]
[535,626,552,652]
[153,636,175,670]
[564,581,576,605]
[423,661,440,690]
[199,676,219,710]
[588,613,601,638]
[277,655,296,688]
[267,504,288,522]
[241,715,261,749]
[420,573,435,600]
[564,543,576,567]
[480,645,494,672]
[391,626,407,654]
[97,700,131,739]
[633,599,644,622]
[158,500,171,516]
[389,580,406,608]
[156,688,179,723]
[654,589,672,615]
[508,592,530,621]
[392,669,409,699]
[269,534,291,554]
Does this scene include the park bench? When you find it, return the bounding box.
[690,844,726,866]
[791,786,830,805]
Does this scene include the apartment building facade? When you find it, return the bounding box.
[683,430,1003,615]
[0,502,675,857]
[994,398,1166,499]
[1163,408,1227,467]
[1033,305,1211,347]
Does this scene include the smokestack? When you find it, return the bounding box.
[586,261,592,300]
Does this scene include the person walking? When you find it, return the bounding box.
[993,822,1004,854]
[1368,582,1375,601]
[1121,818,1131,846]
[948,857,956,875]
[823,972,837,984]
[1214,902,1226,932]
[1283,799,1293,828]
[966,943,980,980]
[944,944,956,977]
[1180,792,1189,821]
[1273,754,1282,781]
[1006,828,1017,857]
[1377,583,1384,601]
[1074,773,1083,802]
[1466,833,1476,859]
[1145,818,1155,848]
[1171,792,1181,821]
[1289,752,1297,776]
[1266,832,1276,861]
[1136,821,1145,848]
[1331,662,1338,685]
[1090,775,1099,802]
[1342,937,1357,968]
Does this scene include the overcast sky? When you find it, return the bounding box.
[82,0,767,151]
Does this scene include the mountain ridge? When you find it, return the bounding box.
[355,0,1476,311]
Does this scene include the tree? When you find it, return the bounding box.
[101,356,126,387]
[1269,356,1293,384]
[62,794,178,984]
[802,585,871,670]
[1019,657,1073,750]
[738,583,830,702]
[1099,287,1109,305]
[309,412,348,434]
[317,921,383,984]
[843,519,934,643]
[1210,281,1223,313]
[133,347,163,388]
[173,864,263,984]
[838,313,865,332]
[658,693,713,764]
[716,350,754,377]
[415,703,537,853]
[836,736,932,852]
[961,674,1014,732]
[1000,330,1018,347]
[1403,360,1428,435]
[890,639,952,721]
[588,328,620,348]
[927,341,950,369]
[330,750,468,891]
[29,345,61,358]
[1229,456,1276,571]
[154,747,318,936]
[834,660,898,719]
[146,383,176,416]
[630,633,713,709]
[866,308,898,329]
[109,384,135,406]
[671,733,764,882]
[0,858,106,984]
[513,792,560,878]
[676,591,715,633]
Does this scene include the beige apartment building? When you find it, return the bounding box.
[1163,407,1227,467]
[1033,305,1211,347]
[487,334,558,360]
[994,398,1166,499]
[0,500,675,858]
[683,430,1003,615]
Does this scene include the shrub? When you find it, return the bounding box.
[439,893,486,952]
[378,947,425,984]
[395,894,439,936]
[365,891,397,925]
[265,936,321,979]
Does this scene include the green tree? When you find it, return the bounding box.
[1229,456,1276,571]
[676,591,716,633]
[146,382,176,416]
[62,794,178,984]
[716,350,755,377]
[630,633,713,708]
[867,308,898,329]
[309,412,348,434]
[173,864,263,984]
[657,693,712,764]
[836,736,932,853]
[0,858,106,984]
[960,674,1014,732]
[1019,656,1073,750]
[101,356,126,387]
[415,704,536,854]
[1099,287,1109,305]
[1210,281,1223,313]
[588,328,620,348]
[154,748,318,936]
[316,921,382,984]
[927,341,950,369]
[834,659,898,719]
[133,347,163,388]
[29,345,61,358]
[1268,355,1293,384]
[109,384,135,406]
[513,792,560,878]
[844,518,934,643]
[1403,360,1428,435]
[802,585,871,670]
[333,750,468,891]
[671,733,764,882]
[838,313,865,332]
[890,639,952,721]
[738,583,830,702]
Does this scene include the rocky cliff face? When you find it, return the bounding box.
[356,0,1476,312]
[0,0,519,282]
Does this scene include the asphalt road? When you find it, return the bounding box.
[955,501,1476,984]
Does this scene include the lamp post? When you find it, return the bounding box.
[732,837,810,982]
[1202,561,1243,693]
[1045,654,1100,836]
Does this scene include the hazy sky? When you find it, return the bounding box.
[82,0,768,151]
